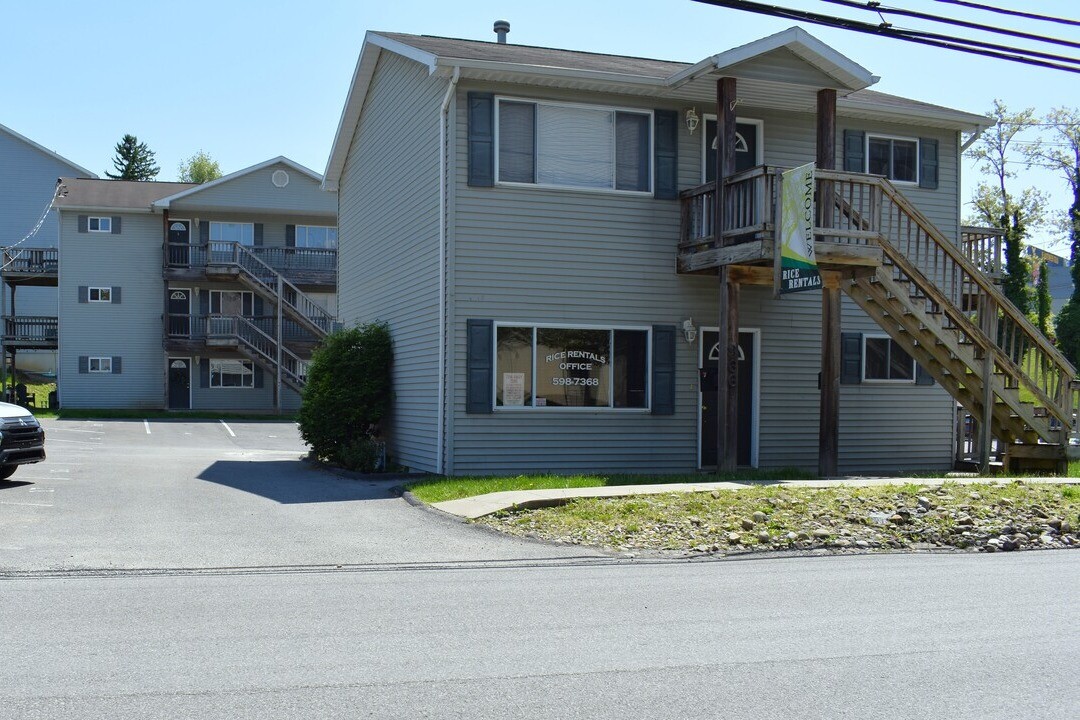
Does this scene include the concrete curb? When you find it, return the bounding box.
[430,476,1080,520]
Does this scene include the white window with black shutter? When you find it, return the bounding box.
[841,332,934,385]
[78,356,122,374]
[494,98,653,194]
[78,215,121,234]
[844,129,938,189]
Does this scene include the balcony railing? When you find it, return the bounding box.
[166,243,336,274]
[680,166,887,254]
[960,226,1004,279]
[166,314,320,344]
[2,247,58,274]
[3,315,58,343]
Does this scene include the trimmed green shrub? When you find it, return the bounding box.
[298,322,392,468]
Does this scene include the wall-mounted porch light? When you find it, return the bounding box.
[682,318,698,344]
[685,107,700,135]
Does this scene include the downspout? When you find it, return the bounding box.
[437,66,460,476]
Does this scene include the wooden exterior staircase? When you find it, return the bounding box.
[678,167,1079,472]
[837,175,1078,471]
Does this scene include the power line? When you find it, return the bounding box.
[932,0,1080,28]
[691,0,1080,73]
[822,0,1080,50]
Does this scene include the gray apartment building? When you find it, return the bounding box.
[324,25,1077,475]
[1,123,96,376]
[48,157,337,411]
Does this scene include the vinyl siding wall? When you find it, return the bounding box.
[0,132,85,372]
[168,163,335,216]
[336,52,445,473]
[58,211,164,408]
[446,81,956,475]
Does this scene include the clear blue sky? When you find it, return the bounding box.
[4,1,1077,250]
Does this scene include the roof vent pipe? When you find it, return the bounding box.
[494,20,510,44]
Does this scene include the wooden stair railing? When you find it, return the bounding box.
[816,169,1079,447]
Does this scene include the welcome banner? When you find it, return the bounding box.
[777,162,822,295]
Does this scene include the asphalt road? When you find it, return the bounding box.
[1,419,1077,718]
[2,552,1077,719]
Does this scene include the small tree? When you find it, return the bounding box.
[298,323,392,470]
[106,134,160,180]
[178,150,222,184]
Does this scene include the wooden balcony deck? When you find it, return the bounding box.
[678,166,885,277]
[1,247,58,286]
[3,315,58,349]
[164,243,337,288]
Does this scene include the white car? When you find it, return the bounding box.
[0,402,46,480]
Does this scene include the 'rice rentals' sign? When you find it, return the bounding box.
[777,163,822,295]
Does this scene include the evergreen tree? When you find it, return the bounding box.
[1035,260,1052,337]
[178,150,222,184]
[105,134,160,180]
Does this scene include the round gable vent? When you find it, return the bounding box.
[271,169,290,188]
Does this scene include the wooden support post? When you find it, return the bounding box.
[716,77,739,473]
[816,88,839,477]
[819,286,841,477]
[977,294,997,470]
[717,266,740,473]
[816,89,837,228]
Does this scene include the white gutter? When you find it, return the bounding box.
[437,66,460,476]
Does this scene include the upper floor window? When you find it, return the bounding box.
[209,222,254,246]
[88,217,112,233]
[496,98,652,193]
[295,226,338,249]
[867,135,918,184]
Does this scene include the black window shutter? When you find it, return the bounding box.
[77,215,88,233]
[200,358,210,388]
[466,319,493,413]
[915,360,935,385]
[199,290,210,316]
[199,221,209,244]
[253,295,264,316]
[467,92,495,187]
[918,138,939,189]
[253,223,263,246]
[653,109,678,200]
[254,364,264,388]
[77,286,88,303]
[843,130,865,173]
[840,332,862,384]
[78,356,89,374]
[651,324,677,415]
[285,224,296,247]
[111,216,122,234]
[112,356,122,374]
[111,287,121,304]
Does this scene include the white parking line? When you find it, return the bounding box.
[144,420,151,435]
[220,421,236,438]
[48,428,105,435]
[0,501,53,507]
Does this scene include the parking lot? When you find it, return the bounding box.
[0,418,589,572]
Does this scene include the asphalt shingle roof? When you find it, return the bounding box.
[55,178,195,210]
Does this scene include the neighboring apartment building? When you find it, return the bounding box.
[51,157,337,411]
[0,122,96,376]
[1026,245,1073,314]
[325,25,1077,475]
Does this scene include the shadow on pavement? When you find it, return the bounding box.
[196,460,397,504]
[0,481,34,491]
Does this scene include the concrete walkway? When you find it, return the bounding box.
[430,475,1080,520]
